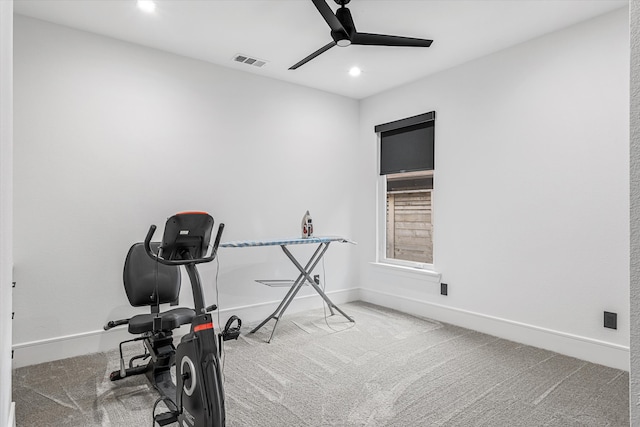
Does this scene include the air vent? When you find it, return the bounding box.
[233,54,267,68]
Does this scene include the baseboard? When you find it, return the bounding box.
[8,402,15,427]
[359,288,629,371]
[13,286,628,371]
[11,287,360,368]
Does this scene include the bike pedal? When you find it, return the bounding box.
[155,412,178,426]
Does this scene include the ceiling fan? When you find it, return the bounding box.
[290,0,434,70]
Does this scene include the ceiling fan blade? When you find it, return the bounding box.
[352,32,433,47]
[289,41,336,70]
[311,0,347,36]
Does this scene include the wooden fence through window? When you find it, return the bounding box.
[386,190,433,263]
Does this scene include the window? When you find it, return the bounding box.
[376,112,435,268]
[386,171,433,264]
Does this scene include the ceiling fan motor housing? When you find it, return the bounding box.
[331,31,351,46]
[336,6,356,36]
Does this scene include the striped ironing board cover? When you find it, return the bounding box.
[220,236,354,248]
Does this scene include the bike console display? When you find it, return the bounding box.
[160,211,213,261]
[145,211,224,266]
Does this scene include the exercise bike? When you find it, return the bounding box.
[104,211,240,426]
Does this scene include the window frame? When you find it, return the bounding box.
[377,170,435,270]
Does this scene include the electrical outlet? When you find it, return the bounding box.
[604,311,617,330]
[313,275,320,285]
[440,283,448,296]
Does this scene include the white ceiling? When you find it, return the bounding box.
[14,0,628,99]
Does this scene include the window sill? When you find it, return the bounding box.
[369,262,442,283]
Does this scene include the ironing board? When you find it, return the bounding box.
[219,236,355,342]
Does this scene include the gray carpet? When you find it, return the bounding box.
[13,302,629,426]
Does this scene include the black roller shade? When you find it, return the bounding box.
[377,112,435,175]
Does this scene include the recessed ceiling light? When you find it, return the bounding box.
[137,0,156,13]
[349,67,362,77]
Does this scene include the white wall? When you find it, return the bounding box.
[630,0,640,422]
[357,8,630,370]
[0,1,13,425]
[12,16,361,367]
